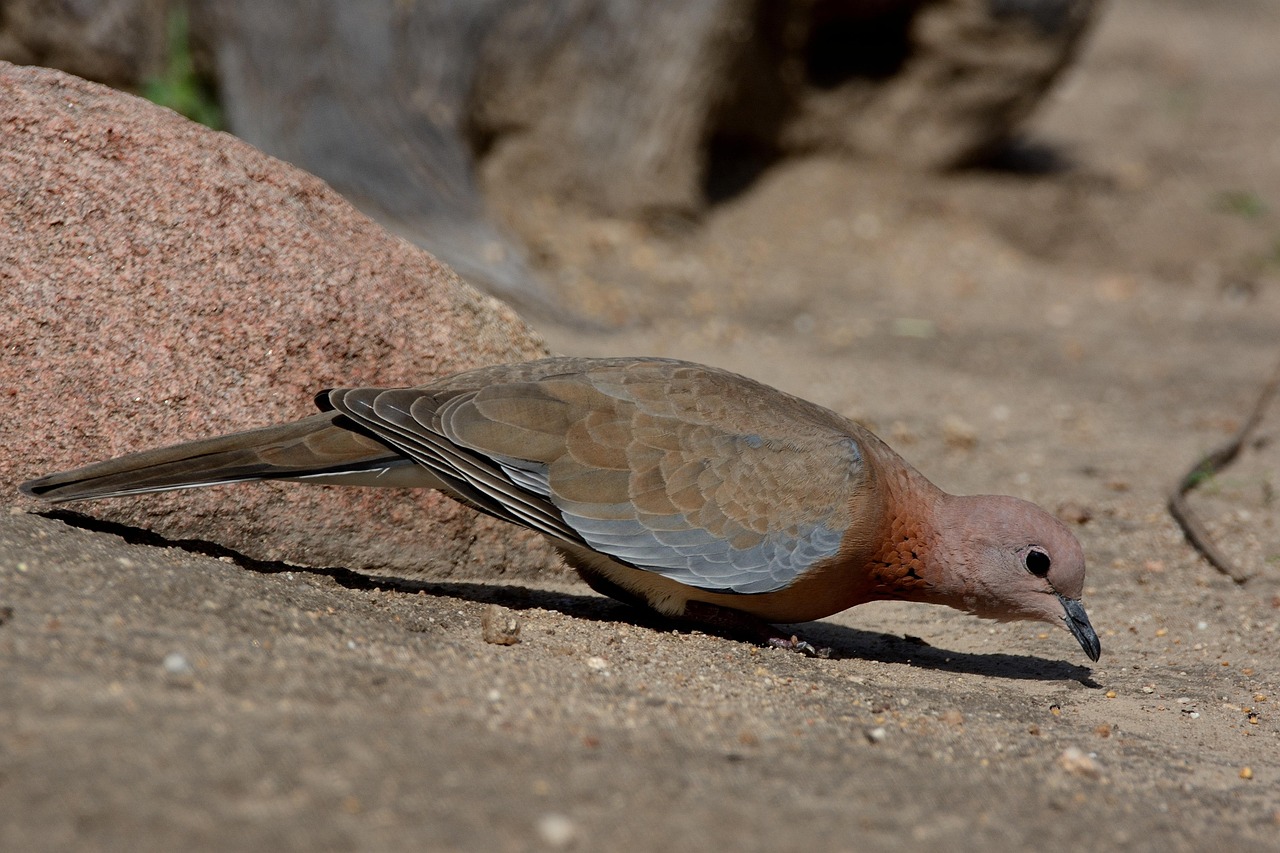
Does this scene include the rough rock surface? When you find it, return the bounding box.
[0,62,557,580]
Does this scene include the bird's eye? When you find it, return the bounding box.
[1025,547,1051,577]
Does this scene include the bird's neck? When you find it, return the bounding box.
[864,460,967,606]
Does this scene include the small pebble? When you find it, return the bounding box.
[536,813,579,848]
[941,415,977,450]
[163,652,192,674]
[1058,747,1100,777]
[890,421,917,445]
[162,652,195,686]
[1240,767,1254,780]
[481,604,521,645]
[865,727,888,744]
[1056,502,1093,525]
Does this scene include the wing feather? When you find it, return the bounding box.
[328,358,866,594]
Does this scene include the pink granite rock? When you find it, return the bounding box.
[0,61,560,580]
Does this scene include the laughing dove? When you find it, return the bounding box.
[20,357,1100,661]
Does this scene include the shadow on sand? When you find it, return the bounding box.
[44,508,1099,687]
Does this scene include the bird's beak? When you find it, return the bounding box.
[1058,594,1101,662]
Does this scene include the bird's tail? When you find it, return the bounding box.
[19,412,416,503]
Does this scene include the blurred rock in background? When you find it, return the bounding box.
[2,0,1099,318]
[0,0,169,88]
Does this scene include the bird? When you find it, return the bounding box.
[19,356,1100,661]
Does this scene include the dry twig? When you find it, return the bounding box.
[1169,357,1280,584]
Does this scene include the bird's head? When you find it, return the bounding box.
[936,494,1100,662]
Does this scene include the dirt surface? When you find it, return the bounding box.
[4,1,1280,849]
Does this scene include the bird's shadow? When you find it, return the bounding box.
[42,509,1098,686]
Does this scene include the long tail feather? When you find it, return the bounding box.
[19,413,416,503]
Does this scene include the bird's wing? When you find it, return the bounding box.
[325,358,866,594]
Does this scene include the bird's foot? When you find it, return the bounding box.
[680,601,831,657]
[766,634,831,658]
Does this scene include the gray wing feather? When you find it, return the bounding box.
[328,388,582,543]
[324,359,862,594]
[561,516,847,594]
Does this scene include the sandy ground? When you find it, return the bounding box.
[4,1,1280,849]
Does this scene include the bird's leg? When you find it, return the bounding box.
[681,601,831,658]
